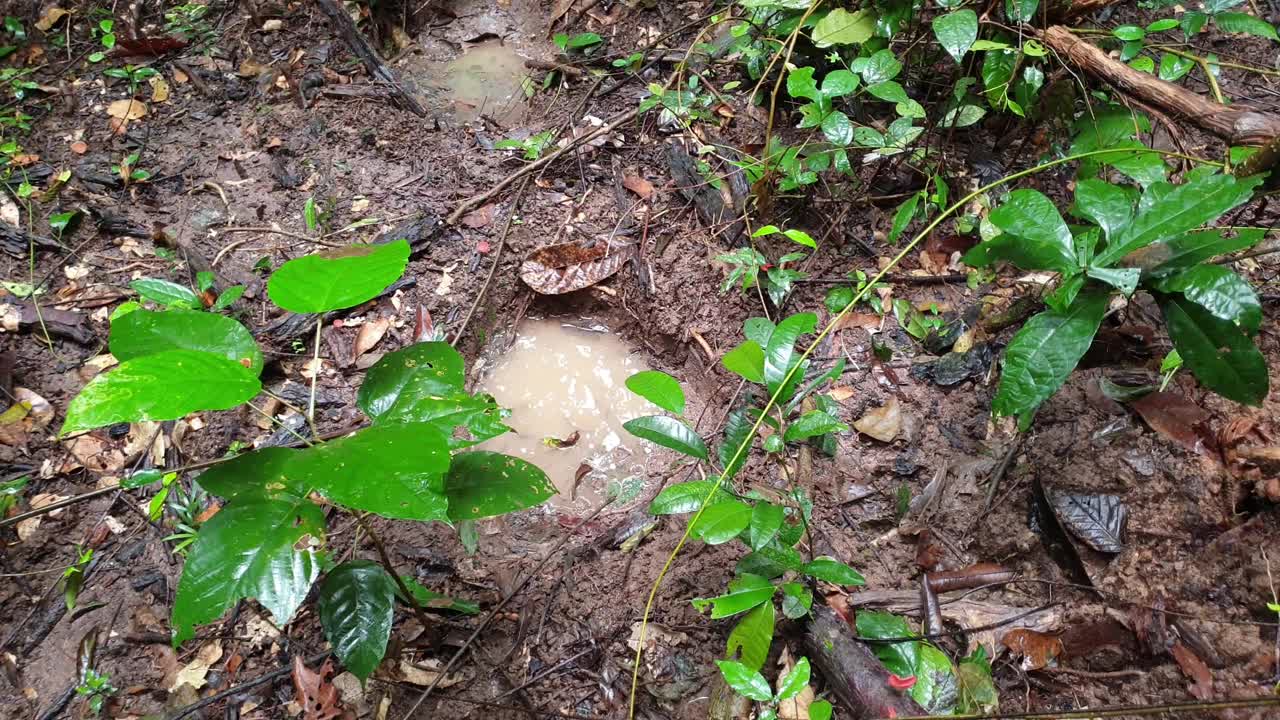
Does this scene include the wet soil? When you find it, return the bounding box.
[1,2,1278,720]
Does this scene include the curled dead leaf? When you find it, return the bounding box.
[35,7,70,32]
[292,657,354,720]
[150,75,170,103]
[1170,642,1213,699]
[352,317,390,361]
[520,240,635,295]
[1000,628,1063,671]
[854,396,901,442]
[622,170,655,200]
[106,99,147,121]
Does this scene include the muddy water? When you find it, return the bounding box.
[415,39,529,124]
[476,320,657,511]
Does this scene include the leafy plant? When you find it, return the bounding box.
[963,170,1267,426]
[111,151,151,185]
[89,19,115,63]
[0,475,28,516]
[495,129,558,160]
[165,3,218,51]
[62,545,93,611]
[61,239,557,680]
[716,656,813,718]
[719,224,817,307]
[553,32,603,55]
[75,668,116,715]
[103,64,158,94]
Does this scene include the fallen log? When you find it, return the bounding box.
[804,605,926,719]
[1041,25,1280,146]
[315,0,427,117]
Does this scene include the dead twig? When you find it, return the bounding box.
[450,177,531,346]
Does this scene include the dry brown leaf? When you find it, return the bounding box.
[35,7,70,32]
[352,318,390,360]
[854,396,900,442]
[150,75,170,103]
[1130,390,1219,458]
[828,385,855,402]
[238,58,270,78]
[292,657,354,720]
[16,493,67,541]
[107,99,147,120]
[170,641,222,691]
[386,659,462,688]
[1170,642,1213,699]
[520,240,634,295]
[70,140,88,154]
[173,67,189,84]
[460,203,495,228]
[622,170,655,200]
[1000,628,1063,671]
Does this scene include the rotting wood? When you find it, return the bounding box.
[315,0,427,117]
[6,299,95,344]
[804,605,927,720]
[0,220,59,258]
[1041,25,1280,146]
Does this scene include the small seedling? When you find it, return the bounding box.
[75,668,116,715]
[103,64,158,94]
[553,32,603,55]
[89,19,116,63]
[495,129,558,161]
[62,545,93,611]
[111,151,151,185]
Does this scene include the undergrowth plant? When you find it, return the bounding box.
[61,240,557,680]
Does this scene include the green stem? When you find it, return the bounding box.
[625,146,1223,719]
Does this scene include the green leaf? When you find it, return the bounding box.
[1095,174,1262,267]
[319,560,395,680]
[1158,53,1194,81]
[764,312,817,397]
[130,278,201,309]
[1216,12,1279,41]
[856,49,902,84]
[624,415,709,460]
[649,480,728,514]
[692,499,752,544]
[744,317,775,348]
[888,192,922,244]
[867,80,909,103]
[857,611,918,675]
[110,309,263,375]
[291,423,451,521]
[357,342,466,417]
[443,451,555,520]
[1086,266,1140,296]
[820,69,859,96]
[802,556,865,585]
[810,700,834,720]
[981,45,1017,108]
[303,197,319,231]
[63,350,261,435]
[957,647,999,713]
[748,501,785,550]
[964,190,1076,273]
[784,229,818,249]
[211,285,246,312]
[120,469,167,490]
[1159,294,1268,405]
[780,581,813,619]
[172,493,324,645]
[719,408,753,480]
[1072,179,1134,242]
[693,573,776,619]
[1155,265,1261,333]
[811,8,875,47]
[1006,0,1039,22]
[1113,24,1145,41]
[820,110,853,145]
[395,576,480,614]
[267,240,411,313]
[726,601,775,671]
[1138,228,1265,276]
[783,410,847,442]
[376,392,510,450]
[1147,18,1180,32]
[912,643,959,713]
[625,370,685,414]
[716,660,773,702]
[992,291,1109,419]
[722,341,766,383]
[933,10,978,63]
[777,657,811,701]
[786,66,820,101]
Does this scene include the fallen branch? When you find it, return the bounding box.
[1041,26,1280,146]
[804,605,926,720]
[315,0,427,117]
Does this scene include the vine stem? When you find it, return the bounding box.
[625,146,1223,719]
[306,316,323,439]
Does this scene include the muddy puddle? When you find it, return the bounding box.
[476,319,657,511]
[409,39,529,124]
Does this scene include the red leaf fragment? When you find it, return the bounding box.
[887,674,917,690]
[1170,642,1213,699]
[1129,390,1220,459]
[112,37,188,57]
[1000,628,1064,671]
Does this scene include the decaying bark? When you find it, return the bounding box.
[315,0,427,117]
[1041,25,1280,146]
[804,606,926,720]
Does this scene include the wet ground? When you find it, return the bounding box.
[1,1,1279,719]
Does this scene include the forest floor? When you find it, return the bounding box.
[1,1,1279,720]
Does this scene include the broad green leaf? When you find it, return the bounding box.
[888,192,921,244]
[912,644,960,713]
[197,447,305,501]
[63,350,260,435]
[786,66,820,101]
[784,229,817,249]
[723,341,766,383]
[624,415,708,459]
[172,493,324,645]
[1086,266,1140,296]
[130,278,201,309]
[443,451,555,520]
[964,190,1076,273]
[1136,228,1265,276]
[1147,18,1180,32]
[650,480,729,514]
[820,110,853,146]
[748,501,785,550]
[803,556,865,585]
[716,660,773,702]
[857,610,918,675]
[738,543,805,579]
[267,240,410,313]
[981,45,1016,108]
[855,49,902,84]
[820,69,859,96]
[1155,265,1260,333]
[1095,174,1262,267]
[764,312,817,396]
[692,499,752,544]
[110,309,263,375]
[777,657,811,701]
[291,423,452,521]
[319,560,396,680]
[1105,141,1168,187]
[744,317,776,348]
[1158,53,1194,81]
[1113,24,1145,41]
[783,410,847,442]
[375,392,510,450]
[396,576,480,614]
[780,581,813,619]
[993,291,1109,419]
[1006,0,1039,22]
[811,8,875,47]
[1070,105,1148,156]
[933,10,978,63]
[719,408,753,480]
[1072,179,1134,242]
[625,370,685,414]
[867,80,909,103]
[120,469,167,490]
[1159,294,1268,405]
[358,342,465,420]
[726,600,775,671]
[957,647,999,713]
[693,573,775,619]
[810,700,834,720]
[1216,12,1279,41]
